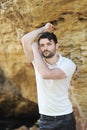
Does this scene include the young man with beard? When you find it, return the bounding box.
[22,23,76,130]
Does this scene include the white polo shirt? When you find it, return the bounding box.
[32,54,76,116]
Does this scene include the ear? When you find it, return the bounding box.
[56,43,59,49]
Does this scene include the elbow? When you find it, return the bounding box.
[21,36,28,48]
[21,36,26,46]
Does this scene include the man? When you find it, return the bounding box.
[22,23,76,130]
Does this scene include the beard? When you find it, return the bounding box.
[41,50,56,58]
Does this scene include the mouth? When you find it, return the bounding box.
[44,50,50,53]
[43,50,50,55]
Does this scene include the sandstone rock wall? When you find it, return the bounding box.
[0,0,87,129]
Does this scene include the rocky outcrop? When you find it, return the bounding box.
[0,0,87,129]
[0,67,39,119]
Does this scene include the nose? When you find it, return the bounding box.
[44,45,48,50]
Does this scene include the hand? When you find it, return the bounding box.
[44,22,55,32]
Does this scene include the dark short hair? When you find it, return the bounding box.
[38,32,58,44]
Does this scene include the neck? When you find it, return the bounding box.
[44,54,59,65]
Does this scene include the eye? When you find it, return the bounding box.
[39,44,44,47]
[47,42,51,46]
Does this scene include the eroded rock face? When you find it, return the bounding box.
[0,67,39,119]
[0,0,87,129]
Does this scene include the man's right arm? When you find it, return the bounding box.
[21,26,45,61]
[21,23,54,62]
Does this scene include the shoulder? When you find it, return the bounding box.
[57,55,76,77]
[62,56,76,67]
[58,53,76,67]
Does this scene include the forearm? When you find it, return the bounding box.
[22,26,45,43]
[22,22,55,44]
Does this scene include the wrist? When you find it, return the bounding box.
[41,26,46,32]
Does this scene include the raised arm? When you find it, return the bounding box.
[32,42,67,79]
[21,23,54,61]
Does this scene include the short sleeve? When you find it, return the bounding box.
[58,58,76,77]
